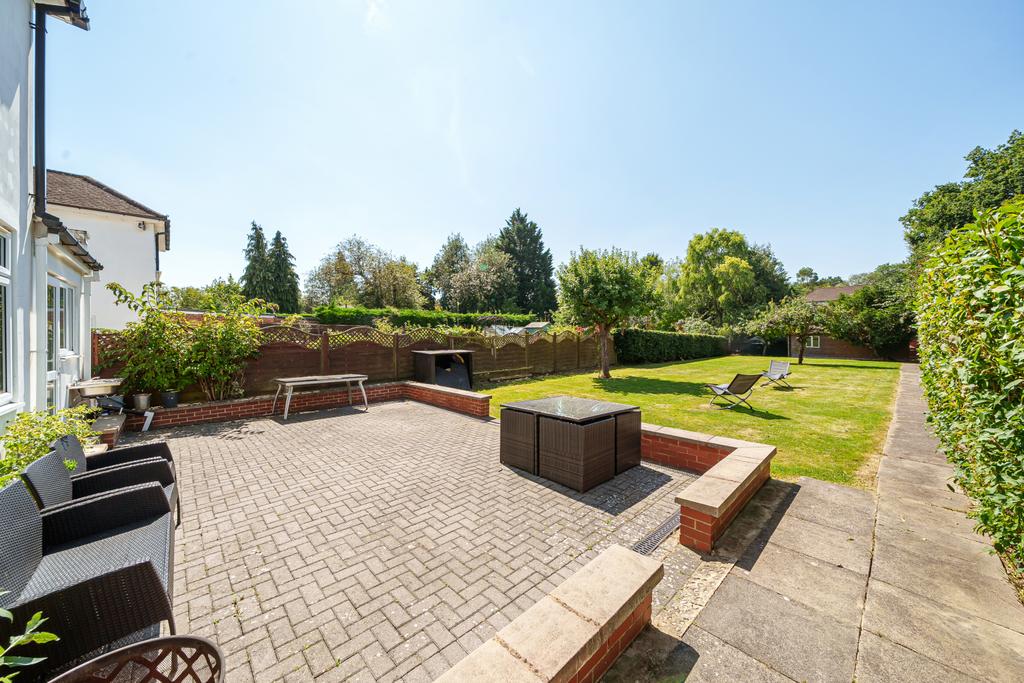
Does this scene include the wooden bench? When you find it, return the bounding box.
[438,545,663,682]
[271,374,368,419]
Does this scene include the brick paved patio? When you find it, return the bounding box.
[157,400,700,681]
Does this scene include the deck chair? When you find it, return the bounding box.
[705,373,762,411]
[762,360,792,388]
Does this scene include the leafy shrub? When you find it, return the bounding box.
[672,317,719,335]
[0,606,58,682]
[185,299,267,401]
[107,283,190,393]
[612,329,727,364]
[312,305,534,328]
[917,200,1024,572]
[0,406,98,486]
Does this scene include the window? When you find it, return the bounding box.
[806,335,821,349]
[47,281,78,373]
[0,231,11,401]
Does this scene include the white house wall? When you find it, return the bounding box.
[46,205,160,329]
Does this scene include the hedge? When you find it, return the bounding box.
[612,329,727,364]
[917,200,1024,573]
[312,306,535,328]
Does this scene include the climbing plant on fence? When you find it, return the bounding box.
[917,199,1024,573]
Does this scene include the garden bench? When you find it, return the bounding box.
[272,374,369,419]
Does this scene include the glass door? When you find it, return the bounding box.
[46,279,78,411]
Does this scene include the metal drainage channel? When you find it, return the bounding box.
[631,510,680,556]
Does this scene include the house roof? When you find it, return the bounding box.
[804,285,863,302]
[46,170,168,222]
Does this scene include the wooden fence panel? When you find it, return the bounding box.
[528,335,555,374]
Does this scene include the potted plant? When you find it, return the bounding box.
[107,283,190,409]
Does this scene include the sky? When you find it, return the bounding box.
[43,0,1024,289]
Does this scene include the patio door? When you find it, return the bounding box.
[46,279,79,411]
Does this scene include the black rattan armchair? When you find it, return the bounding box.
[22,451,179,527]
[0,479,176,681]
[52,434,174,474]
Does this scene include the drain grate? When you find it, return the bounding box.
[631,510,680,556]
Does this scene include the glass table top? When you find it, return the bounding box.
[500,395,639,423]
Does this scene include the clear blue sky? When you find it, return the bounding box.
[44,0,1024,288]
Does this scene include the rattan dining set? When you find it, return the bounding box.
[0,436,223,682]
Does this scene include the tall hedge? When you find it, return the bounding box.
[612,329,727,364]
[312,305,534,328]
[917,200,1024,572]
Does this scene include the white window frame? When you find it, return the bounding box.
[806,335,821,349]
[0,230,12,406]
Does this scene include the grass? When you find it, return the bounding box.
[481,355,902,488]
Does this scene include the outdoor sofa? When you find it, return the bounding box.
[0,478,176,679]
[52,434,174,474]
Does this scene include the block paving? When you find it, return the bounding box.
[151,400,700,681]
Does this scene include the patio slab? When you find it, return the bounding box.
[149,400,697,681]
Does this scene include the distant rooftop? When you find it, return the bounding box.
[805,285,863,302]
[46,170,168,222]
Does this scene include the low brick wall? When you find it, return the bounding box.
[640,424,737,472]
[438,545,662,683]
[125,381,491,431]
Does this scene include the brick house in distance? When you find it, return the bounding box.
[788,285,904,360]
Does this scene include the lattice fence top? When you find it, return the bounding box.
[328,326,395,348]
[260,325,320,350]
[397,327,448,347]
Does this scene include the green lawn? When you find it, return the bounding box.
[482,356,901,487]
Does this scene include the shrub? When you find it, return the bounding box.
[0,406,98,486]
[612,329,728,364]
[107,283,190,393]
[312,305,534,328]
[185,300,267,401]
[917,200,1024,572]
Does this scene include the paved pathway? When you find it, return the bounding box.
[608,364,1024,681]
[153,401,699,681]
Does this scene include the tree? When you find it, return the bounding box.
[241,222,273,301]
[339,237,424,308]
[266,230,301,313]
[745,296,821,364]
[305,250,357,308]
[425,234,471,309]
[665,229,790,327]
[556,248,660,378]
[447,239,518,313]
[495,209,556,314]
[823,287,914,360]
[901,130,1024,260]
[793,267,845,294]
[168,276,244,312]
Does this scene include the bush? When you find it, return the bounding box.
[612,329,728,364]
[917,200,1024,572]
[0,406,98,486]
[312,305,534,328]
[185,300,266,401]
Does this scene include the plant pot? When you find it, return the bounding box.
[160,390,180,409]
[132,393,152,410]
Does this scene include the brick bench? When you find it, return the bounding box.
[675,445,775,552]
[438,545,663,683]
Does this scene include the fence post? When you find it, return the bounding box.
[523,332,530,370]
[393,334,400,380]
[551,332,557,373]
[320,332,329,374]
[448,334,455,350]
[577,333,582,369]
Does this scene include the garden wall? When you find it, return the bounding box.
[93,326,615,402]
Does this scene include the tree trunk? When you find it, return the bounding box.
[598,325,611,379]
[798,338,805,364]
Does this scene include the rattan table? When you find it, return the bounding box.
[499,396,641,492]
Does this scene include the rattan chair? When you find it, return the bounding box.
[22,451,179,527]
[761,359,792,388]
[52,434,174,474]
[49,636,223,683]
[0,479,176,680]
[705,373,762,410]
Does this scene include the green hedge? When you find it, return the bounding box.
[612,329,727,364]
[918,200,1024,572]
[312,305,535,328]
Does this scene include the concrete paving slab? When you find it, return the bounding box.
[875,474,972,512]
[783,477,875,537]
[878,456,959,490]
[734,542,867,626]
[758,508,872,575]
[862,578,1024,681]
[874,495,988,548]
[870,539,1024,633]
[854,630,973,683]
[695,575,858,683]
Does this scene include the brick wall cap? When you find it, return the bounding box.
[549,544,663,629]
[403,381,492,401]
[497,596,599,681]
[435,639,537,682]
[675,448,774,516]
[707,434,768,450]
